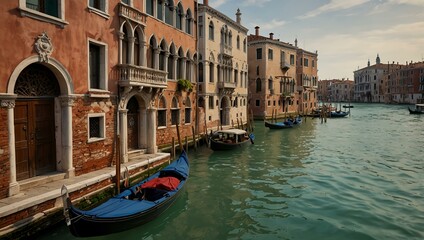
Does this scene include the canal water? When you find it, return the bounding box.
[37,103,423,240]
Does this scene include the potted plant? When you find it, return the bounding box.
[177,79,193,92]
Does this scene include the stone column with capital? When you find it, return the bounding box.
[146,108,157,154]
[119,109,128,163]
[1,97,19,196]
[59,96,75,178]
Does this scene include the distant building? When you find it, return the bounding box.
[318,79,354,102]
[247,26,318,119]
[353,55,402,102]
[197,0,249,129]
[386,62,424,104]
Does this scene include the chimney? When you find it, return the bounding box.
[255,26,259,36]
[269,33,274,40]
[236,8,241,24]
[204,0,208,6]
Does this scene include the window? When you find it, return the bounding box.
[209,21,214,40]
[268,49,273,60]
[209,63,214,82]
[89,40,107,91]
[256,78,261,92]
[243,38,246,52]
[209,96,214,109]
[26,0,59,17]
[121,0,130,5]
[89,0,109,17]
[186,9,192,34]
[304,58,309,67]
[146,0,153,15]
[199,63,204,82]
[256,48,262,59]
[171,97,180,125]
[290,54,295,65]
[88,113,105,142]
[255,99,260,107]
[185,97,191,124]
[312,60,315,68]
[256,66,259,76]
[176,3,183,30]
[158,97,167,127]
[199,25,203,37]
[165,0,174,25]
[157,0,163,20]
[19,0,67,27]
[237,36,240,49]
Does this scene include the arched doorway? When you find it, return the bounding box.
[14,63,60,180]
[220,96,230,126]
[127,97,139,150]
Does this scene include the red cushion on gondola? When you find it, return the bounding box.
[141,177,180,190]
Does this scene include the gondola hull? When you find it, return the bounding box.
[208,129,254,151]
[264,121,293,129]
[408,107,424,114]
[62,152,189,237]
[209,137,252,150]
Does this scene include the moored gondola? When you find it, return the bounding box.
[209,129,254,151]
[61,151,189,237]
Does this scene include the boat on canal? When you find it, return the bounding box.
[265,116,302,129]
[209,129,254,151]
[61,151,189,237]
[408,103,424,114]
[330,110,349,118]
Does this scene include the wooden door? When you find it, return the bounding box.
[15,99,56,180]
[127,98,139,150]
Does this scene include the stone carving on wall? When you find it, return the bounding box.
[34,32,54,63]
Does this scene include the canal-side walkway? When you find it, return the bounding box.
[0,152,170,238]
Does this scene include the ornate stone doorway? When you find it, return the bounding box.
[13,63,59,180]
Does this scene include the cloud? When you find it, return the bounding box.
[370,0,424,14]
[249,19,286,31]
[312,21,424,79]
[242,0,272,7]
[209,0,228,8]
[298,0,370,19]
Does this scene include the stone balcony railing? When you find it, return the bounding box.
[117,64,167,88]
[217,81,236,90]
[118,3,147,26]
[220,44,232,56]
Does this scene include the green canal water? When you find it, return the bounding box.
[37,103,423,240]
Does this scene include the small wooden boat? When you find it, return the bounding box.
[330,110,349,118]
[342,105,354,108]
[61,151,189,237]
[408,104,424,114]
[209,129,254,151]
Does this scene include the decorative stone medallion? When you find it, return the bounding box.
[35,32,53,62]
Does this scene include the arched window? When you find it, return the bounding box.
[185,9,192,34]
[209,62,214,83]
[134,30,141,66]
[177,48,184,79]
[236,35,240,49]
[243,38,246,52]
[165,0,174,25]
[159,41,166,71]
[122,27,129,64]
[158,96,167,127]
[199,62,204,82]
[147,37,156,68]
[168,43,175,79]
[176,3,183,30]
[171,97,180,125]
[209,21,214,40]
[228,31,232,47]
[256,78,262,92]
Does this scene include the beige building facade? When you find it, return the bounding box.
[247,27,318,119]
[197,0,249,130]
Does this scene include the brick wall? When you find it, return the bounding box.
[0,108,9,199]
[72,97,117,176]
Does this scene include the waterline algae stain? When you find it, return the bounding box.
[38,104,423,240]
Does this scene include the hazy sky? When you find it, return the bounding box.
[209,0,424,80]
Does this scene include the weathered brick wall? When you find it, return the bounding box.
[72,97,117,176]
[0,108,9,199]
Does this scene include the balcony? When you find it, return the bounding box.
[218,81,236,94]
[280,62,290,71]
[117,64,167,89]
[220,44,232,57]
[119,3,147,26]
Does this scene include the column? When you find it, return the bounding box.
[164,51,170,79]
[181,57,187,79]
[141,40,147,67]
[128,36,135,65]
[147,108,157,154]
[60,96,75,178]
[119,109,128,163]
[172,56,178,80]
[154,48,160,70]
[118,32,124,64]
[1,97,19,196]
[139,108,147,149]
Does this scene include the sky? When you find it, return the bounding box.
[208,0,424,80]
